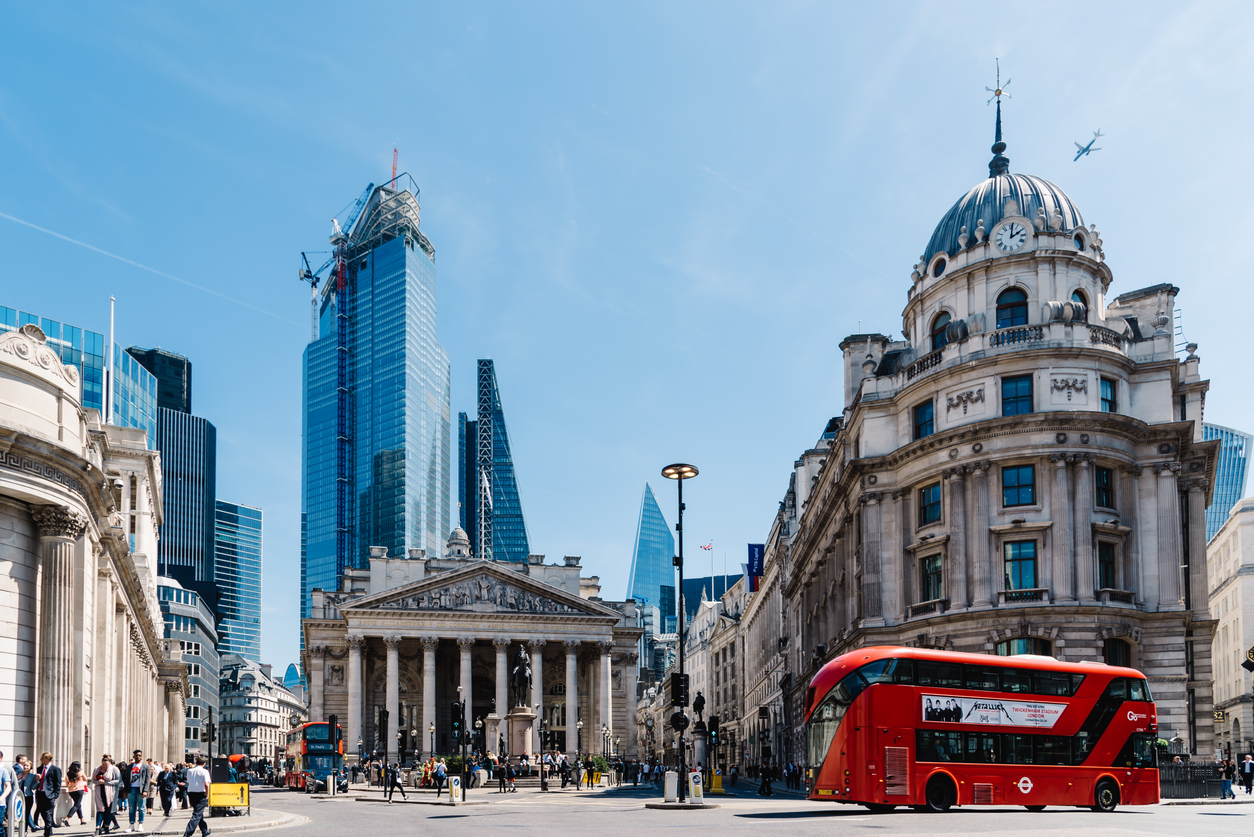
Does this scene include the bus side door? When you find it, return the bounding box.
[877,728,912,800]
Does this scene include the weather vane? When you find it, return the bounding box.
[986,58,1011,106]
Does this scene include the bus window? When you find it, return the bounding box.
[1106,678,1129,700]
[891,659,915,684]
[1035,736,1071,765]
[964,733,1000,763]
[1006,735,1034,764]
[1070,673,1087,695]
[807,694,847,767]
[860,658,900,685]
[1033,670,1071,696]
[963,666,999,692]
[1000,669,1031,693]
[916,731,961,762]
[1128,679,1152,701]
[917,661,962,688]
[305,724,330,741]
[1112,733,1156,768]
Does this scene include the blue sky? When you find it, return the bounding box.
[3,2,1251,673]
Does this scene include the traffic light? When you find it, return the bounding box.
[328,714,340,754]
[708,715,719,747]
[451,701,464,741]
[670,672,690,707]
[377,709,389,748]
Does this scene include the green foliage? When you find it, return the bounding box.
[592,755,610,774]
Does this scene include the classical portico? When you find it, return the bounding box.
[304,538,642,764]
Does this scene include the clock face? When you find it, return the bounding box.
[996,222,1028,252]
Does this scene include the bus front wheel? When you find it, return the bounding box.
[924,775,955,813]
[1024,805,1046,811]
[1092,779,1119,812]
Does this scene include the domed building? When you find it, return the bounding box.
[783,110,1219,758]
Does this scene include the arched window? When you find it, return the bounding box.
[930,312,951,352]
[996,288,1029,329]
[1071,290,1089,322]
[1104,638,1132,667]
[995,637,1052,657]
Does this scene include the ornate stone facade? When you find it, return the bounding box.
[303,541,642,763]
[0,324,186,766]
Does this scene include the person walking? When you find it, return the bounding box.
[16,755,37,830]
[757,761,774,797]
[0,751,14,835]
[181,756,211,837]
[1243,755,1254,795]
[583,755,594,790]
[505,761,516,793]
[124,750,152,832]
[1223,759,1237,799]
[176,763,188,809]
[433,759,447,799]
[156,764,176,818]
[385,763,407,803]
[93,754,121,834]
[34,752,62,837]
[62,761,88,826]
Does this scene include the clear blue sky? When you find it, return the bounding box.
[3,2,1251,674]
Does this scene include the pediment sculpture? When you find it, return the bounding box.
[372,573,584,615]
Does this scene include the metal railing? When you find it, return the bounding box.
[1089,324,1125,349]
[999,587,1047,604]
[1158,763,1224,798]
[989,326,1044,347]
[1098,588,1135,604]
[905,349,943,381]
[908,598,949,618]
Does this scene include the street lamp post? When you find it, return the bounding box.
[538,712,549,792]
[577,719,583,755]
[397,731,403,766]
[662,462,698,802]
[429,722,435,759]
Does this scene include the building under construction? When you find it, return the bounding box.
[300,177,451,634]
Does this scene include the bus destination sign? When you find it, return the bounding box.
[922,694,1066,728]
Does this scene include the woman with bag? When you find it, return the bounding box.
[61,761,88,827]
[92,755,120,835]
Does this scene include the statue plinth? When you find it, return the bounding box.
[485,712,502,758]
[506,705,537,761]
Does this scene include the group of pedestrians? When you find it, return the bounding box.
[1219,755,1254,799]
[1,750,214,837]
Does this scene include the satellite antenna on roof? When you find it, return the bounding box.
[986,58,1011,105]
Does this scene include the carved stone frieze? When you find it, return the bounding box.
[367,573,586,615]
[946,387,985,414]
[1050,377,1088,400]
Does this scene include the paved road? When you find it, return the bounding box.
[251,784,1254,837]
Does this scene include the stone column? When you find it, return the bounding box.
[31,505,88,761]
[599,641,613,742]
[493,638,509,716]
[166,683,184,764]
[347,635,363,761]
[1156,463,1183,605]
[458,637,474,720]
[421,637,437,758]
[564,641,579,757]
[1050,454,1074,602]
[1187,481,1209,617]
[308,646,325,722]
[1074,454,1096,601]
[1121,465,1142,601]
[529,640,545,752]
[861,493,883,621]
[971,463,992,606]
[384,636,400,763]
[623,653,639,758]
[946,469,967,609]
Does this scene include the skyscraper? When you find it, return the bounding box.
[457,359,530,561]
[1204,422,1253,542]
[627,483,676,630]
[302,182,451,628]
[155,409,218,602]
[127,347,192,413]
[214,500,263,662]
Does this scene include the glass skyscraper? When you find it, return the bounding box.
[1204,422,1253,542]
[155,409,218,604]
[457,359,530,562]
[128,347,193,413]
[214,500,263,662]
[1,305,156,447]
[627,483,676,630]
[302,183,451,630]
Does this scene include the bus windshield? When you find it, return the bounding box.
[304,724,330,742]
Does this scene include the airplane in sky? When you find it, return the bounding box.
[1074,130,1104,161]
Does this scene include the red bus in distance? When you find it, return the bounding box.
[805,647,1157,812]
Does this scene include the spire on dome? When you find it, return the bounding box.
[985,60,1011,177]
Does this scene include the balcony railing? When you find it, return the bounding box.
[908,598,949,618]
[1089,325,1125,349]
[905,349,943,380]
[989,326,1044,348]
[999,587,1047,604]
[1098,588,1135,604]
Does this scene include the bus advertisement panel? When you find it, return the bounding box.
[805,647,1158,813]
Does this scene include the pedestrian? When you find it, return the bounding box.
[93,754,121,834]
[757,761,773,797]
[181,756,211,837]
[584,755,595,789]
[350,763,359,785]
[434,759,447,799]
[176,762,188,809]
[0,750,14,835]
[506,761,516,793]
[1223,759,1237,799]
[1243,755,1254,795]
[62,761,88,826]
[124,749,152,832]
[386,762,407,803]
[34,752,62,837]
[156,764,176,818]
[145,759,156,812]
[16,754,37,830]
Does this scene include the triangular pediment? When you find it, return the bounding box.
[342,561,621,620]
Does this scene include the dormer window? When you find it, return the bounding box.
[930,312,951,352]
[995,288,1028,329]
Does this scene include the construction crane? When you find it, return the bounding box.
[391,146,398,190]
[297,183,374,340]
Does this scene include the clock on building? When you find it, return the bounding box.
[995,222,1028,252]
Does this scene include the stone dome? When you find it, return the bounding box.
[923,172,1085,265]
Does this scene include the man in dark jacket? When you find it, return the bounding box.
[34,753,62,837]
[583,756,595,789]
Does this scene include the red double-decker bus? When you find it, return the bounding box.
[805,647,1158,813]
[284,721,343,790]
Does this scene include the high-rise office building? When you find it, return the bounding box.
[155,409,218,602]
[302,182,451,629]
[1,305,156,446]
[214,500,263,662]
[457,359,530,562]
[128,347,193,413]
[626,483,676,631]
[1204,422,1253,542]
[158,579,220,757]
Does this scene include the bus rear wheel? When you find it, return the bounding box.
[1024,805,1046,811]
[1092,779,1119,812]
[863,803,896,814]
[924,775,955,813]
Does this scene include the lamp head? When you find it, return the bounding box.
[662,463,698,481]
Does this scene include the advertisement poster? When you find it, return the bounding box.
[921,694,1066,728]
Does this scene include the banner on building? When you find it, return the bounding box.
[921,694,1065,728]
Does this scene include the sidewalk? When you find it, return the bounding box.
[1161,795,1254,806]
[31,802,301,836]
